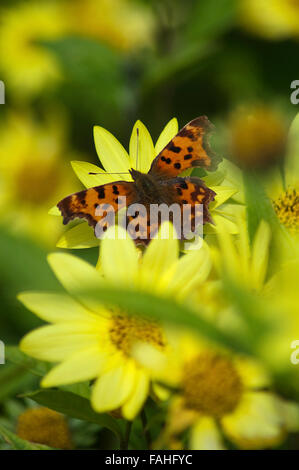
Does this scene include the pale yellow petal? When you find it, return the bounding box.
[168,244,212,298]
[93,125,131,175]
[71,160,116,187]
[48,205,60,216]
[221,392,286,449]
[140,222,179,290]
[100,226,139,285]
[122,369,150,420]
[286,112,299,186]
[41,347,107,387]
[210,186,238,209]
[20,323,103,362]
[129,120,155,173]
[205,213,239,234]
[91,360,136,413]
[234,357,270,389]
[18,292,96,324]
[190,417,225,450]
[56,223,98,249]
[155,118,178,155]
[47,253,107,315]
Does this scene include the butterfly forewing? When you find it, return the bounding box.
[57,181,137,232]
[149,116,221,179]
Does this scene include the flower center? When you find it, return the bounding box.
[15,160,61,205]
[273,188,299,233]
[182,352,243,417]
[109,313,165,356]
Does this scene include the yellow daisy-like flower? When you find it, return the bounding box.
[266,113,299,240]
[136,335,299,450]
[19,222,212,420]
[239,0,299,39]
[55,118,239,249]
[0,112,78,246]
[0,1,67,98]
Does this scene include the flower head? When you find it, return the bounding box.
[19,222,212,420]
[136,334,299,449]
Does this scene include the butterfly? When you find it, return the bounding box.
[57,117,221,245]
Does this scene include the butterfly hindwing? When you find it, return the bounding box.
[161,176,216,234]
[149,116,221,179]
[57,181,137,233]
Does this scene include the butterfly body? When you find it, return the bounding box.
[57,117,221,244]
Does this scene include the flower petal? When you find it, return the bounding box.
[91,360,136,413]
[204,213,239,234]
[18,292,96,324]
[56,223,98,249]
[210,186,238,209]
[93,125,131,175]
[48,253,107,315]
[41,347,107,387]
[100,226,139,285]
[155,118,178,156]
[221,392,286,449]
[129,120,155,173]
[190,417,225,450]
[20,323,103,362]
[140,222,179,291]
[71,160,117,188]
[168,244,212,298]
[122,369,150,420]
[48,205,61,216]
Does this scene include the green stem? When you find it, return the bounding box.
[141,408,151,449]
[120,421,132,450]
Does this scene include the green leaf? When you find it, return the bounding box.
[0,423,54,450]
[25,389,124,439]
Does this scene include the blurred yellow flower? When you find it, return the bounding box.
[0,112,78,246]
[17,407,72,450]
[66,0,154,51]
[239,0,299,39]
[19,222,212,420]
[55,118,237,249]
[0,0,154,98]
[136,334,299,449]
[0,1,67,98]
[229,105,288,170]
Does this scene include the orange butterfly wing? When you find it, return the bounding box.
[161,176,216,235]
[149,116,221,179]
[57,181,137,234]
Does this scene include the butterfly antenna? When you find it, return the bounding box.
[136,127,139,171]
[88,172,130,175]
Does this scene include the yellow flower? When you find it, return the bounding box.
[55,118,238,249]
[17,407,72,450]
[66,0,154,51]
[239,0,299,39]
[265,113,299,241]
[19,222,212,420]
[229,105,288,170]
[0,112,78,246]
[136,335,299,449]
[0,1,67,98]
